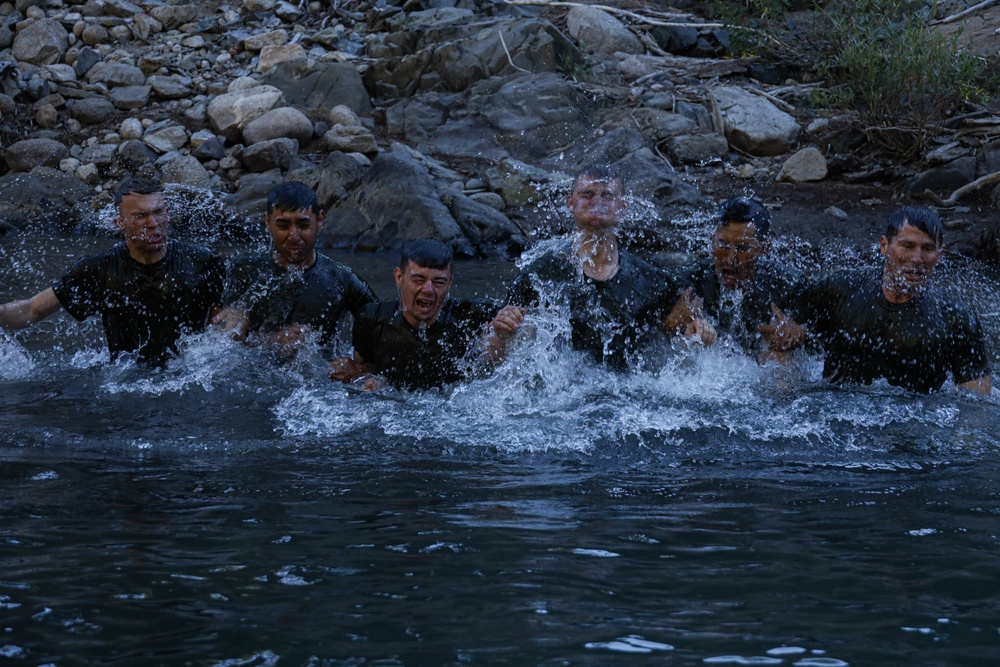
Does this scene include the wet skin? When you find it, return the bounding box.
[395,262,453,329]
[879,223,941,304]
[712,221,768,289]
[116,191,170,264]
[567,175,626,237]
[264,206,324,270]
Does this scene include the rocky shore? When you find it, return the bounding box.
[1,0,999,262]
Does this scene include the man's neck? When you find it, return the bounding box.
[127,242,168,265]
[881,268,920,304]
[574,231,619,281]
[274,251,317,271]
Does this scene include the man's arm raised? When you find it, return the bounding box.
[481,305,526,366]
[0,288,63,330]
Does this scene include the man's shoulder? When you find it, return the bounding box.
[517,238,574,272]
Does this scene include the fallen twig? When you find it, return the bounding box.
[929,0,1000,25]
[498,30,532,74]
[744,85,796,112]
[923,169,1000,207]
[503,0,723,29]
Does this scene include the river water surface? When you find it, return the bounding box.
[1,228,999,667]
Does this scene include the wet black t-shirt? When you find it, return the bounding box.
[223,253,377,353]
[681,258,802,355]
[52,241,225,365]
[797,268,990,392]
[506,240,681,370]
[352,298,499,390]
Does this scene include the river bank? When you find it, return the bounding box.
[0,0,998,262]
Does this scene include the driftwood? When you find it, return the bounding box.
[502,0,723,30]
[924,169,1000,207]
[929,0,1000,25]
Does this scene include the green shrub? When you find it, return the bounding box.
[812,0,988,158]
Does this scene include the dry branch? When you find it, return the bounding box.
[924,169,1000,207]
[502,0,724,29]
[929,0,1000,25]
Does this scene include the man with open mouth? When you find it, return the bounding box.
[331,238,522,390]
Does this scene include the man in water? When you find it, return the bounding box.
[329,238,523,390]
[790,205,991,393]
[677,196,804,363]
[0,176,224,366]
[213,181,377,359]
[503,164,713,371]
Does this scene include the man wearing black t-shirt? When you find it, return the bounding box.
[677,196,804,363]
[504,164,714,371]
[213,182,377,360]
[0,177,224,366]
[793,206,991,394]
[329,239,521,390]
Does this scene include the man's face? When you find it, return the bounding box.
[567,176,625,234]
[265,207,324,269]
[116,191,169,259]
[712,221,768,288]
[880,223,941,296]
[394,261,453,328]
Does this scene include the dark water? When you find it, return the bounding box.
[2,230,999,667]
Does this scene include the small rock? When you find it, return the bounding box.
[238,137,298,172]
[144,125,189,153]
[70,96,116,125]
[323,124,378,155]
[87,61,146,88]
[256,43,306,73]
[110,85,151,109]
[60,157,81,173]
[80,23,107,46]
[242,106,313,146]
[35,103,58,128]
[777,146,828,183]
[119,117,143,140]
[75,162,100,184]
[244,30,288,52]
[244,0,277,11]
[825,206,849,220]
[566,5,643,56]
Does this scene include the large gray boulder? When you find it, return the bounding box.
[565,5,643,56]
[242,106,314,146]
[12,19,68,66]
[712,86,801,156]
[86,61,147,88]
[323,149,473,254]
[0,168,92,231]
[418,73,593,164]
[162,155,213,189]
[777,146,828,182]
[260,59,370,116]
[5,138,68,172]
[365,14,581,102]
[206,84,285,143]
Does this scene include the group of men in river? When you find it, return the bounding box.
[0,166,992,395]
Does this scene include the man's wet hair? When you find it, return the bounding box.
[717,196,771,239]
[267,181,322,215]
[885,205,943,247]
[114,176,163,205]
[399,238,453,272]
[572,164,624,193]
